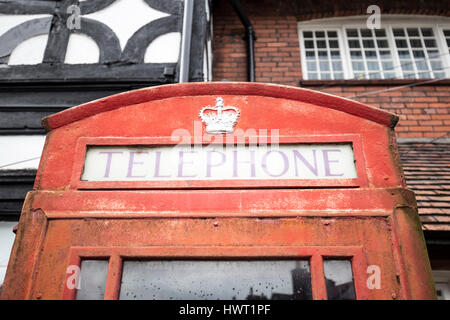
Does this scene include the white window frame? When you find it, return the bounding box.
[298,15,450,80]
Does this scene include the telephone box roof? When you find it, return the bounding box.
[42,82,399,131]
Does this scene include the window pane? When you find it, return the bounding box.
[317,40,326,48]
[407,28,420,37]
[332,61,343,71]
[413,50,425,58]
[318,51,328,59]
[330,50,341,58]
[363,40,375,48]
[327,31,338,38]
[395,39,408,48]
[350,51,363,59]
[119,260,313,300]
[393,26,445,78]
[431,60,442,71]
[323,260,356,300]
[415,60,428,70]
[319,61,330,71]
[329,40,339,48]
[346,29,358,37]
[365,51,377,59]
[374,29,386,37]
[401,61,414,71]
[393,28,405,37]
[377,40,389,48]
[352,61,364,70]
[301,29,345,80]
[305,40,314,49]
[379,50,392,59]
[382,61,393,70]
[305,51,315,59]
[307,61,317,71]
[348,40,360,48]
[428,50,439,59]
[346,27,395,79]
[443,30,450,57]
[315,31,325,38]
[360,29,372,37]
[421,28,434,37]
[398,50,410,58]
[409,39,422,48]
[424,39,437,48]
[367,61,379,71]
[76,260,108,300]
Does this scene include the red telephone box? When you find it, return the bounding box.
[1,82,435,300]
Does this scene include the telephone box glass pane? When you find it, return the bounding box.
[119,260,312,300]
[76,260,108,300]
[323,260,356,300]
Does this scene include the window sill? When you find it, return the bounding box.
[299,78,450,87]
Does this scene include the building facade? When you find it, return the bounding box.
[0,0,210,293]
[212,0,450,299]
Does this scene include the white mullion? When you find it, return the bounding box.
[435,25,450,78]
[387,25,403,78]
[340,26,353,79]
[298,27,308,80]
[313,31,321,80]
[314,32,320,80]
[372,30,384,79]
[325,31,334,79]
[418,28,433,78]
[403,28,419,78]
[403,27,420,79]
[357,29,369,79]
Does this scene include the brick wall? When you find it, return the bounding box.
[312,83,450,138]
[212,0,450,138]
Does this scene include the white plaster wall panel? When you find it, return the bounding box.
[8,34,49,65]
[83,0,170,51]
[0,222,16,289]
[65,33,100,64]
[0,135,46,170]
[0,14,50,37]
[0,14,51,65]
[144,32,181,63]
[203,45,208,81]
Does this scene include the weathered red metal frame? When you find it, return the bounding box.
[43,82,398,131]
[70,134,367,190]
[62,246,369,300]
[0,82,436,300]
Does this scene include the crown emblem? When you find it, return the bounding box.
[199,97,240,134]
